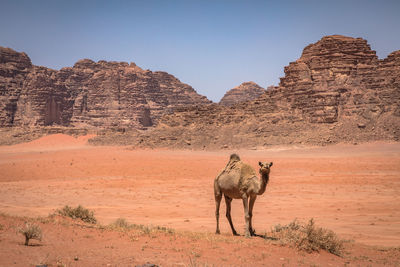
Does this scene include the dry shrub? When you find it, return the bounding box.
[57,205,97,224]
[267,218,344,256]
[131,224,174,235]
[109,218,132,230]
[108,218,174,235]
[18,222,42,246]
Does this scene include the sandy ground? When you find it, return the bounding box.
[0,134,399,266]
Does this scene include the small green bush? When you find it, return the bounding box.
[19,223,42,246]
[267,218,344,256]
[57,205,97,224]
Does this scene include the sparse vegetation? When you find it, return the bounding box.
[57,205,97,224]
[109,218,132,230]
[18,222,42,246]
[108,218,175,236]
[267,218,344,256]
[130,224,175,236]
[0,211,398,266]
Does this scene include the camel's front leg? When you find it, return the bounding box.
[242,194,251,237]
[249,195,257,236]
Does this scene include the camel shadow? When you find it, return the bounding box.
[233,232,278,240]
[253,233,278,240]
[20,242,43,247]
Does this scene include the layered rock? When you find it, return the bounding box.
[130,35,400,148]
[278,35,384,124]
[0,47,32,126]
[219,81,265,106]
[2,35,400,148]
[0,47,211,128]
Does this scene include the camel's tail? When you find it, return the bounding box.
[214,179,222,199]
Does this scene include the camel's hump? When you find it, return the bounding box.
[230,153,240,161]
[240,163,257,179]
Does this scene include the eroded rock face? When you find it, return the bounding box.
[0,47,32,126]
[2,35,399,148]
[219,81,265,106]
[0,47,211,128]
[277,35,392,124]
[135,35,399,148]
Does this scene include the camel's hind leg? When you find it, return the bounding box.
[214,181,222,234]
[225,195,239,236]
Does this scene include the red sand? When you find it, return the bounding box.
[0,134,399,265]
[0,133,96,153]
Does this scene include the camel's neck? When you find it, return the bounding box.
[257,172,270,195]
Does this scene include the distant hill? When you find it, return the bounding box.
[219,81,265,106]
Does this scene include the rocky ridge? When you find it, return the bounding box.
[0,47,211,128]
[125,35,400,149]
[1,35,399,148]
[219,81,265,106]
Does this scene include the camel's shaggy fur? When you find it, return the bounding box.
[214,154,273,237]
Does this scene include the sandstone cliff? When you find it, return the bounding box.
[126,35,399,148]
[0,47,32,126]
[219,81,265,106]
[0,47,211,128]
[2,35,400,148]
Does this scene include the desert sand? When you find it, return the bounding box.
[0,134,399,266]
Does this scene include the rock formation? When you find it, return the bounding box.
[129,35,399,148]
[2,35,400,148]
[219,82,265,106]
[0,47,211,128]
[0,47,32,126]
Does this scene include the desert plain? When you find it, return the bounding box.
[0,134,399,266]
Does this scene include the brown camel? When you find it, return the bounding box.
[214,154,273,237]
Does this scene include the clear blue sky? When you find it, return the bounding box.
[1,0,399,102]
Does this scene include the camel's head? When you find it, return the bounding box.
[258,161,273,175]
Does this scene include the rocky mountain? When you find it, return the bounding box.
[219,81,265,106]
[127,35,400,149]
[0,47,211,128]
[2,35,399,148]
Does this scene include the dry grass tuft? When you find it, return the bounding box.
[110,218,132,229]
[108,218,175,235]
[267,218,344,256]
[131,224,175,235]
[18,222,42,246]
[56,205,97,224]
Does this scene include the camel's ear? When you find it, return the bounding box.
[269,162,273,167]
[259,161,263,167]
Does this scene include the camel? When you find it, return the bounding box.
[214,154,273,237]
